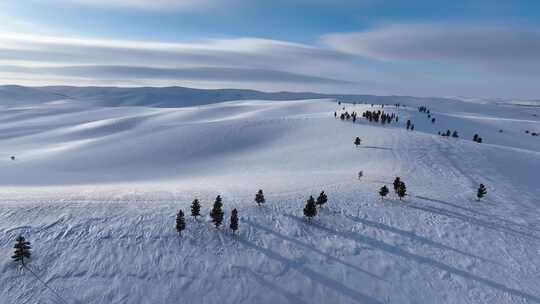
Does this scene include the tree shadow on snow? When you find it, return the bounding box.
[414,195,540,235]
[345,215,501,266]
[361,146,393,151]
[244,219,385,281]
[232,266,310,304]
[284,214,540,304]
[407,203,540,242]
[237,235,383,304]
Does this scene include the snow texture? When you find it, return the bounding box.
[0,86,539,303]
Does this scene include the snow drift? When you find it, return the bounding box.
[0,86,539,304]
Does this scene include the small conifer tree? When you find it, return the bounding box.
[230,208,239,233]
[354,137,361,147]
[210,195,224,228]
[303,196,317,220]
[12,236,31,266]
[393,177,401,194]
[379,185,389,199]
[176,210,186,235]
[397,182,407,200]
[191,199,201,218]
[316,191,328,208]
[477,184,487,201]
[255,189,265,206]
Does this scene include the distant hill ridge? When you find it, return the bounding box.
[0,85,458,108]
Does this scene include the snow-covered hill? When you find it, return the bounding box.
[0,87,539,303]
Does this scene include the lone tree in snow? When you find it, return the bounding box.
[176,210,186,235]
[191,199,201,218]
[393,177,401,194]
[230,208,239,233]
[303,196,317,220]
[477,184,487,201]
[452,130,459,138]
[210,195,224,228]
[316,191,328,209]
[255,189,265,206]
[397,182,407,200]
[12,236,31,266]
[354,137,361,147]
[379,185,389,200]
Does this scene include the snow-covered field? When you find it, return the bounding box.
[1,86,539,303]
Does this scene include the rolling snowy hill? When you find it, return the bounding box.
[0,86,539,304]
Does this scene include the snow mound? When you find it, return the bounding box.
[0,88,539,304]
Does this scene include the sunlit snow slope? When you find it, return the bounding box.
[0,87,539,304]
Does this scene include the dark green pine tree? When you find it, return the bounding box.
[255,189,265,206]
[230,208,239,233]
[210,195,224,228]
[316,191,328,208]
[477,184,487,201]
[379,185,389,200]
[397,182,407,200]
[303,196,318,220]
[12,236,31,266]
[393,177,401,194]
[354,137,361,147]
[176,210,186,235]
[191,199,201,218]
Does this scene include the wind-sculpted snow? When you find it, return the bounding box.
[0,91,539,303]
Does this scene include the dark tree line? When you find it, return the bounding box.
[438,129,459,138]
[362,110,398,125]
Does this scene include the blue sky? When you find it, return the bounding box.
[1,0,539,98]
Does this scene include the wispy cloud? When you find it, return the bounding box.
[0,31,366,92]
[0,65,351,84]
[54,0,233,10]
[322,22,540,76]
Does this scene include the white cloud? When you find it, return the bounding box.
[0,31,370,92]
[322,23,540,75]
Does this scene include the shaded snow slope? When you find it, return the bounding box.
[1,85,465,108]
[0,93,539,304]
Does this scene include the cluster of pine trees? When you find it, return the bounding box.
[406,120,415,131]
[378,177,407,200]
[473,134,483,143]
[525,130,539,137]
[418,106,430,114]
[418,106,436,123]
[175,193,247,236]
[303,191,328,220]
[438,129,459,138]
[362,110,398,125]
[335,110,358,123]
